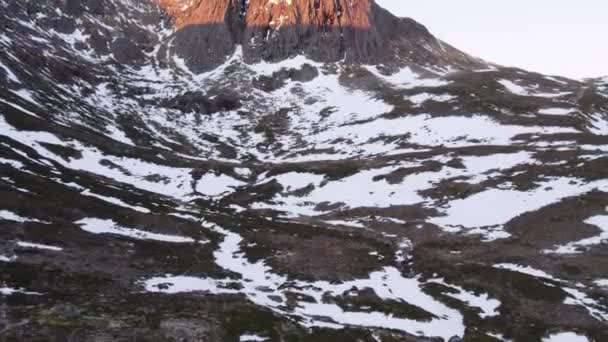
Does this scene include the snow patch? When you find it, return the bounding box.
[196,173,245,197]
[542,332,589,342]
[499,79,528,96]
[76,218,207,244]
[538,108,574,116]
[429,177,608,231]
[17,241,63,252]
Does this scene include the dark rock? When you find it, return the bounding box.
[111,37,145,65]
[162,90,241,115]
[0,67,7,82]
[50,304,81,319]
[171,25,236,74]
[291,64,319,82]
[84,0,113,16]
[64,0,84,16]
[267,295,283,303]
[254,63,319,92]
[89,31,111,55]
[51,17,77,34]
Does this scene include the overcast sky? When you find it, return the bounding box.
[376,0,608,79]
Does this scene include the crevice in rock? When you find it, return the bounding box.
[335,0,345,59]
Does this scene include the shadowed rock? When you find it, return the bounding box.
[158,0,485,73]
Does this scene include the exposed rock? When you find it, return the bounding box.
[157,0,485,72]
[162,90,241,115]
[111,37,146,65]
[253,63,319,92]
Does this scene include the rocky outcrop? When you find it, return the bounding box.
[158,0,484,73]
[242,0,379,63]
[161,89,241,114]
[159,0,243,73]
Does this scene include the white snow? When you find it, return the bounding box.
[76,218,207,244]
[0,157,24,169]
[364,65,450,89]
[0,285,41,296]
[145,276,237,294]
[105,124,135,146]
[248,54,315,75]
[144,223,476,340]
[255,151,538,220]
[240,334,268,342]
[408,93,456,105]
[17,241,63,252]
[450,290,500,318]
[429,279,501,318]
[309,114,577,154]
[589,113,608,135]
[0,210,30,222]
[532,91,572,98]
[563,286,608,321]
[429,177,608,231]
[542,332,589,342]
[81,190,151,213]
[0,255,16,262]
[538,108,574,116]
[196,173,245,197]
[499,79,529,96]
[267,172,325,191]
[11,89,42,107]
[467,227,512,242]
[325,220,366,228]
[494,263,558,281]
[0,115,197,199]
[253,163,430,217]
[255,152,535,218]
[234,168,252,177]
[487,332,512,342]
[0,60,20,83]
[460,151,536,181]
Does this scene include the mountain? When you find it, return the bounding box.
[0,0,607,341]
[157,0,483,72]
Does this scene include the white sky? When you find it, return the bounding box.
[376,0,608,79]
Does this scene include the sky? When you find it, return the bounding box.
[375,0,608,79]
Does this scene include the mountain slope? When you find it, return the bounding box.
[1,0,607,341]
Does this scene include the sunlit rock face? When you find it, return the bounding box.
[157,0,484,72]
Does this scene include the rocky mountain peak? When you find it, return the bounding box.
[157,0,484,72]
[159,0,374,29]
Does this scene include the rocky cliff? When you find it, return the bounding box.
[158,0,483,72]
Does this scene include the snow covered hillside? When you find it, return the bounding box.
[0,0,607,341]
